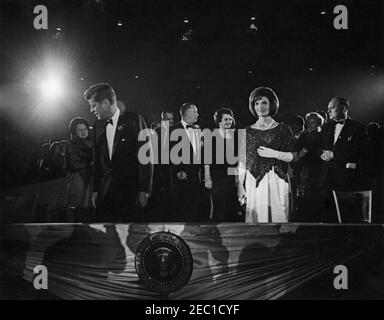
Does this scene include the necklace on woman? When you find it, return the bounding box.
[254,118,276,130]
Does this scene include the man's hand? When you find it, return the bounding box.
[91,192,98,208]
[299,148,308,158]
[346,163,357,169]
[137,192,149,208]
[176,171,188,180]
[320,150,334,162]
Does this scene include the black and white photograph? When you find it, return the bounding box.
[0,0,384,305]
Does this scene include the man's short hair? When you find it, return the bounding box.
[179,103,196,116]
[249,87,279,117]
[150,122,161,130]
[329,97,349,109]
[161,110,175,120]
[84,83,116,105]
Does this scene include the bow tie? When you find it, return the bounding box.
[334,120,346,125]
[106,119,113,126]
[186,124,195,129]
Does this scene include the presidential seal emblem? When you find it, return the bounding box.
[135,231,193,293]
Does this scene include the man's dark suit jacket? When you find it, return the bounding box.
[168,122,202,184]
[146,125,173,221]
[167,121,206,221]
[319,118,367,191]
[152,125,171,193]
[92,111,153,219]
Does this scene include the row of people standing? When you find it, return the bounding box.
[151,89,371,223]
[65,82,373,223]
[37,140,68,180]
[149,88,296,223]
[149,105,241,222]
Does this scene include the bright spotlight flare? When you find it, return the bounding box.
[26,56,73,115]
[39,72,64,101]
[34,57,70,103]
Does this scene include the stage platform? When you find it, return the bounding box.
[1,223,384,300]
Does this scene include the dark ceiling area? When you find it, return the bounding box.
[0,0,383,139]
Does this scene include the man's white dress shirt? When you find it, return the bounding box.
[181,119,197,154]
[334,122,345,145]
[106,108,120,160]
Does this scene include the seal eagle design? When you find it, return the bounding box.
[135,231,193,293]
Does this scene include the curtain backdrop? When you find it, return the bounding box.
[1,223,383,300]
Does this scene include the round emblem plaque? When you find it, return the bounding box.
[135,231,193,293]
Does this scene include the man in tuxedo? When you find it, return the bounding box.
[319,97,368,221]
[167,103,208,221]
[148,110,176,221]
[161,111,175,128]
[84,83,153,222]
[156,111,176,165]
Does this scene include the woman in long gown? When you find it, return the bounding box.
[237,87,297,223]
[204,107,240,222]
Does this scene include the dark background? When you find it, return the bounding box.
[0,0,383,187]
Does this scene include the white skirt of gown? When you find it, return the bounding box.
[245,167,290,223]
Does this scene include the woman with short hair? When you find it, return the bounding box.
[65,117,93,222]
[204,107,240,221]
[294,112,325,221]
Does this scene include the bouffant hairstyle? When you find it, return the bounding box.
[69,117,90,136]
[49,141,61,153]
[249,87,279,117]
[305,112,325,127]
[213,107,236,127]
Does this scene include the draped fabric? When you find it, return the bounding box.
[0,223,383,300]
[244,124,295,187]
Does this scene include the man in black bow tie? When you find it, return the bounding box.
[147,110,177,221]
[165,103,209,221]
[84,83,153,222]
[319,97,368,221]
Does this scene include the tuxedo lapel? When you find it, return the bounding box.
[170,122,194,161]
[182,123,198,153]
[111,116,125,159]
[96,120,110,162]
[334,118,350,148]
[97,120,107,139]
[326,121,336,148]
[171,122,190,146]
